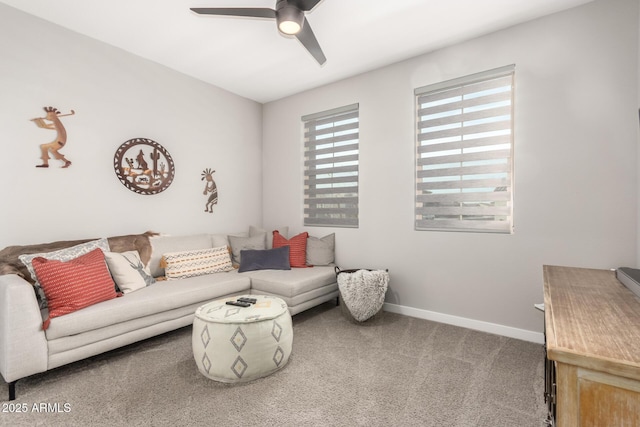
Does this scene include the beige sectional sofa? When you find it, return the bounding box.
[0,229,338,400]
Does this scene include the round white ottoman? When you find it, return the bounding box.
[192,295,293,383]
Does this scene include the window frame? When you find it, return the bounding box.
[302,103,360,228]
[414,65,515,234]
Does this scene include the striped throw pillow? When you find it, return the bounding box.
[161,246,233,280]
[19,237,111,309]
[272,231,309,268]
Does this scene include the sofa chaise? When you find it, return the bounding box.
[0,228,338,400]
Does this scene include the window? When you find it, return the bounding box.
[414,65,514,233]
[302,103,359,227]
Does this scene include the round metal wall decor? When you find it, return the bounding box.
[113,138,175,195]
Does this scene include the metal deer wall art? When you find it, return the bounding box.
[30,106,75,168]
[201,168,218,213]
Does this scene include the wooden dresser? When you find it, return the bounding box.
[543,265,640,426]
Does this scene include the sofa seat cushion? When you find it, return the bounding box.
[47,300,215,357]
[45,272,250,340]
[239,265,336,298]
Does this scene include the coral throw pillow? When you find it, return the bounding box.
[272,231,309,268]
[32,248,118,330]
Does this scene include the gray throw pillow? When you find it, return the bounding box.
[249,225,288,249]
[306,233,335,266]
[238,246,291,273]
[228,233,266,266]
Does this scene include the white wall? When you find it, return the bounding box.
[637,0,640,268]
[263,0,639,338]
[1,0,637,341]
[0,4,263,247]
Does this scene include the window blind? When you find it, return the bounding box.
[415,65,514,233]
[302,103,359,227]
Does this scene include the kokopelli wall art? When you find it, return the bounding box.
[113,138,175,195]
[30,106,75,168]
[201,168,218,213]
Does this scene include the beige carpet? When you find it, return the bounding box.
[1,302,546,426]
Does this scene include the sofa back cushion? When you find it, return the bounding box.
[32,248,119,330]
[1,232,155,283]
[106,232,156,266]
[249,225,288,249]
[2,238,99,284]
[0,232,155,307]
[148,234,213,277]
[210,233,230,248]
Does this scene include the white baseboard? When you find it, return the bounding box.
[383,302,544,344]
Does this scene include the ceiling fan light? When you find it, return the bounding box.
[277,5,304,35]
[279,20,301,35]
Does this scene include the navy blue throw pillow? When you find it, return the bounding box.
[238,246,291,273]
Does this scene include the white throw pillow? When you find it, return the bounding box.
[104,250,155,294]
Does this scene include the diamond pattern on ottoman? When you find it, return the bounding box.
[192,295,293,383]
[230,327,247,352]
[200,325,210,348]
[202,353,212,374]
[225,307,241,318]
[231,356,248,379]
[271,321,282,342]
[273,347,285,367]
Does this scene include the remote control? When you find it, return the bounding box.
[238,297,257,304]
[225,301,250,307]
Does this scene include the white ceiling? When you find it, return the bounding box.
[1,0,594,103]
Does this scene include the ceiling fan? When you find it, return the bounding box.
[191,0,326,65]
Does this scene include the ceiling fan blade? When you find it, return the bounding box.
[295,0,323,12]
[295,18,326,65]
[190,8,276,19]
